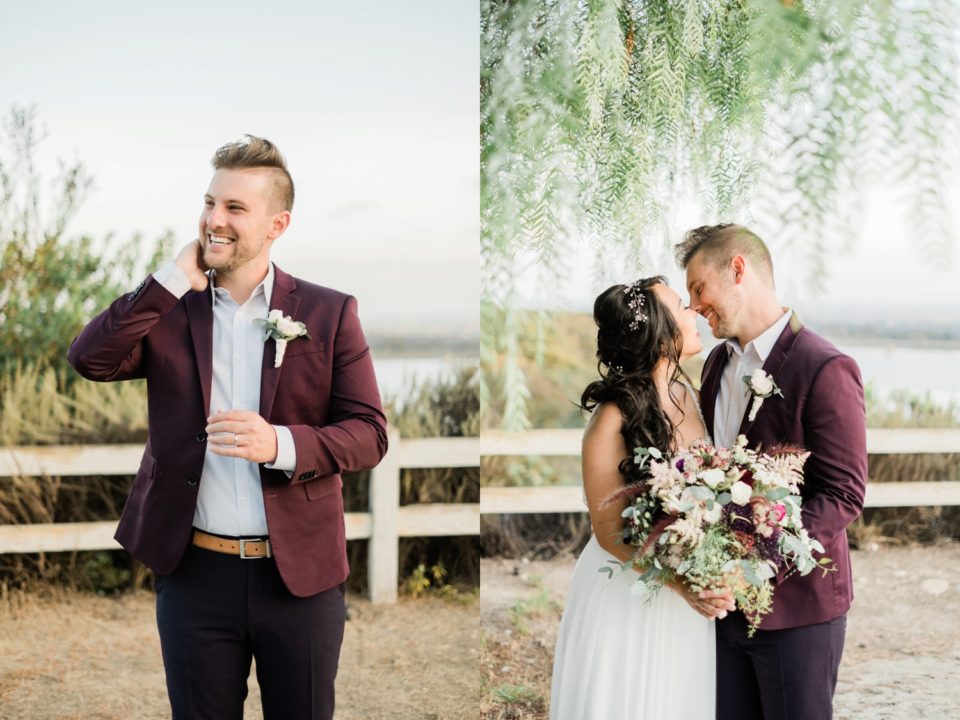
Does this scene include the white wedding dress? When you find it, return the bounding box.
[550,389,715,719]
[549,536,715,719]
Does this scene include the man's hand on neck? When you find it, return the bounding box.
[174,239,211,292]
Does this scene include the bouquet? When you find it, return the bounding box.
[603,435,831,635]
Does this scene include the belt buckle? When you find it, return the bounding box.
[239,538,271,559]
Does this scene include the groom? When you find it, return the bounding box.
[677,224,867,720]
[68,135,388,719]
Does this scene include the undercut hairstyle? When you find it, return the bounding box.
[674,223,774,285]
[211,135,295,212]
[580,277,694,484]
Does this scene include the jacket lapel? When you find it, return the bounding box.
[185,285,214,417]
[738,311,804,437]
[699,344,729,441]
[259,265,300,419]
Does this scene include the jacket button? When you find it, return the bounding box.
[186,473,199,486]
[196,432,207,442]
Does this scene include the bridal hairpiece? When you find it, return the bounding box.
[623,280,648,330]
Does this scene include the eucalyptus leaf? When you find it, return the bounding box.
[688,486,716,501]
[740,560,764,587]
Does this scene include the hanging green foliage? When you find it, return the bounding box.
[481,0,958,428]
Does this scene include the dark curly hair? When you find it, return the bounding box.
[580,276,693,484]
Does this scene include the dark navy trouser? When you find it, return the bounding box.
[716,611,847,720]
[156,543,345,720]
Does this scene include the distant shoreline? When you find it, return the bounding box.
[371,348,479,360]
[366,333,960,357]
[820,334,960,351]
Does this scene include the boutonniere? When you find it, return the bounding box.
[743,368,783,422]
[255,309,310,368]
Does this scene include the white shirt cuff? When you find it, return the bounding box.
[265,425,296,476]
[152,261,193,299]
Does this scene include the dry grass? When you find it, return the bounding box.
[0,589,480,720]
[0,363,480,595]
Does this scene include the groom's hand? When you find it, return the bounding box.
[206,410,278,464]
[175,238,210,292]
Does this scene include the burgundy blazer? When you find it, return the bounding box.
[700,313,867,630]
[67,265,388,597]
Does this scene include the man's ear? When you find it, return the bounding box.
[268,211,291,241]
[730,255,747,285]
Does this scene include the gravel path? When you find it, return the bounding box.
[481,543,960,719]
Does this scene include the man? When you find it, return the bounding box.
[68,135,388,720]
[677,224,867,720]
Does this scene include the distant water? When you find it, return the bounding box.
[841,344,960,405]
[373,356,476,400]
[371,346,960,408]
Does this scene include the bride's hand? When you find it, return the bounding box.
[695,571,743,617]
[696,586,737,615]
[667,579,732,620]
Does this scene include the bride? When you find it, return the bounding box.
[550,276,735,720]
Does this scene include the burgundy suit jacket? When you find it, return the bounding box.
[67,265,388,597]
[700,313,867,630]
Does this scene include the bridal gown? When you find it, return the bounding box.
[550,389,715,719]
[549,535,715,719]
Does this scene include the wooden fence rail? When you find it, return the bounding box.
[480,428,960,514]
[0,429,479,604]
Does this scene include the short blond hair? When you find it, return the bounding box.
[675,223,774,283]
[211,135,295,212]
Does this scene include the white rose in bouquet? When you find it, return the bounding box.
[730,480,753,506]
[703,502,723,524]
[700,468,725,488]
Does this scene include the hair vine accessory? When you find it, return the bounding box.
[623,280,649,330]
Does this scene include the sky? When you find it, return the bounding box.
[2,3,956,336]
[0,1,478,334]
[514,169,959,327]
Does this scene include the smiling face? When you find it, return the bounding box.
[651,283,702,360]
[198,168,287,274]
[685,252,743,340]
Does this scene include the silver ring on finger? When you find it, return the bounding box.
[234,433,240,446]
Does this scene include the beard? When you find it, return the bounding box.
[708,297,740,340]
[202,237,262,273]
[712,315,736,339]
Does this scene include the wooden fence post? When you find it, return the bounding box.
[368,427,401,604]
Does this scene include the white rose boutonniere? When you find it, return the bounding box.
[255,309,310,368]
[743,369,783,422]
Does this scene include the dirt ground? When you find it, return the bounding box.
[0,590,479,720]
[481,542,960,720]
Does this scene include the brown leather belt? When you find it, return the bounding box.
[192,529,273,559]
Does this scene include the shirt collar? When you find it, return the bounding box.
[725,309,792,362]
[210,262,275,308]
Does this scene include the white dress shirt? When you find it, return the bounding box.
[713,309,792,449]
[153,261,296,537]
